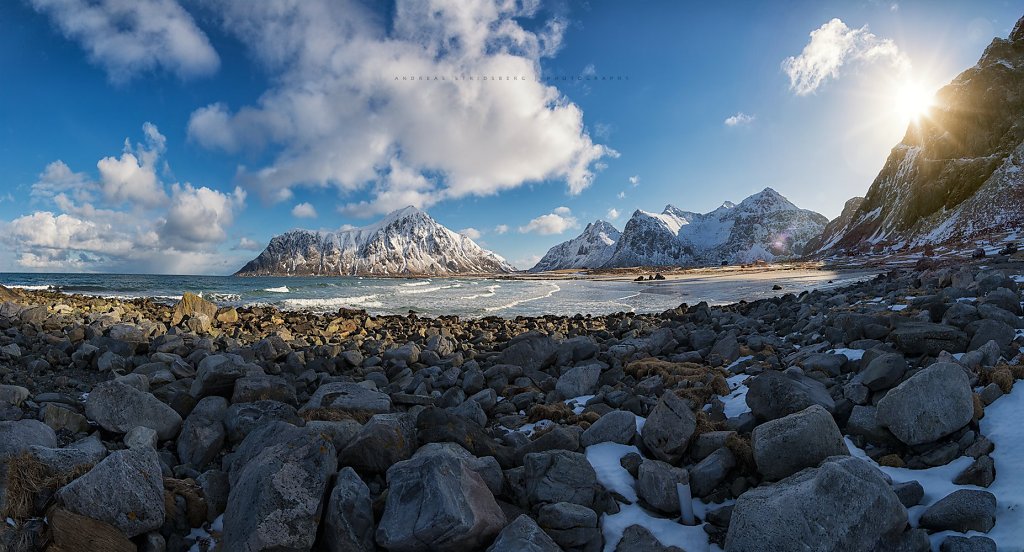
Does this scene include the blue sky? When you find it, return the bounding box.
[0,0,1020,274]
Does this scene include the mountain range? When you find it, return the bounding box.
[807,15,1024,254]
[531,188,828,272]
[235,206,513,276]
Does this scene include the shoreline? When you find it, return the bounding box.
[1,255,1022,550]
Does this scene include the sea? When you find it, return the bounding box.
[0,269,880,318]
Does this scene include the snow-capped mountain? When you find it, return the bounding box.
[235,206,514,276]
[809,16,1024,254]
[532,188,827,271]
[530,221,621,272]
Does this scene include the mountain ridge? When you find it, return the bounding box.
[235,206,514,276]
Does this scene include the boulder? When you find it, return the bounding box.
[339,413,416,474]
[57,447,165,538]
[223,400,301,444]
[171,292,217,326]
[376,445,506,551]
[416,407,515,468]
[322,467,375,552]
[537,501,602,551]
[876,362,973,445]
[640,391,696,463]
[856,354,907,391]
[939,536,997,552]
[637,459,688,514]
[524,450,597,507]
[300,382,392,414]
[190,354,256,398]
[0,385,29,407]
[177,396,227,469]
[752,405,849,481]
[222,432,337,551]
[555,363,602,399]
[689,447,736,498]
[725,456,907,552]
[889,322,967,355]
[919,490,996,533]
[746,370,834,421]
[0,419,57,460]
[967,319,1016,352]
[615,525,685,552]
[85,380,182,440]
[499,331,559,370]
[581,410,636,447]
[486,514,561,552]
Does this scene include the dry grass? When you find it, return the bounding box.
[989,368,1014,393]
[164,478,207,528]
[878,454,905,468]
[1,453,93,520]
[725,433,755,474]
[627,359,733,412]
[972,393,985,423]
[300,407,374,424]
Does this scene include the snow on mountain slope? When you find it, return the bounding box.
[529,220,622,272]
[534,188,827,271]
[235,206,514,276]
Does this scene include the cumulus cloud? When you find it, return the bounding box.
[783,18,910,95]
[724,112,755,127]
[233,237,264,251]
[3,123,246,273]
[458,227,482,240]
[187,0,614,213]
[291,202,317,218]
[494,224,509,235]
[606,208,620,220]
[518,208,578,235]
[617,191,626,199]
[28,0,219,82]
[629,175,640,187]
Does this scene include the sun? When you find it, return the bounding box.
[893,81,935,123]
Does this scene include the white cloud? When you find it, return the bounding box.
[291,202,318,218]
[2,124,247,273]
[28,0,219,82]
[188,0,614,214]
[724,112,755,127]
[617,191,626,199]
[607,208,620,220]
[458,227,482,240]
[234,237,264,251]
[782,18,910,96]
[494,224,509,234]
[518,208,579,235]
[629,175,640,187]
[890,4,899,12]
[582,63,596,76]
[511,254,541,270]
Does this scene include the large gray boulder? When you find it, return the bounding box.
[637,459,688,514]
[640,391,696,463]
[615,525,685,552]
[746,370,834,421]
[499,331,559,370]
[487,514,561,552]
[177,396,227,469]
[339,413,416,474]
[919,490,997,533]
[377,445,506,551]
[555,363,602,399]
[581,410,636,447]
[890,322,967,355]
[322,467,375,552]
[190,354,259,398]
[56,447,165,538]
[725,456,907,552]
[223,432,337,551]
[876,362,973,445]
[0,419,57,460]
[300,382,392,414]
[524,450,597,507]
[85,380,182,440]
[752,405,849,481]
[855,354,907,391]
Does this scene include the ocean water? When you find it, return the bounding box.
[0,269,878,318]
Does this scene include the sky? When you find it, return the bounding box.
[0,0,1021,274]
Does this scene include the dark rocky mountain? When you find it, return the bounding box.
[810,16,1024,254]
[236,206,514,276]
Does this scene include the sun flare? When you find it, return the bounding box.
[893,81,935,123]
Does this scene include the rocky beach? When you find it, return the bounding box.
[0,253,1021,552]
